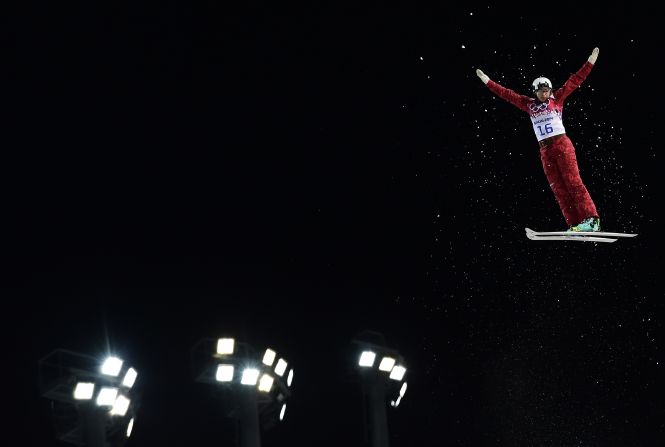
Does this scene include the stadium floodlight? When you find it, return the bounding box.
[39,349,141,447]
[274,358,288,377]
[101,357,123,377]
[217,338,235,355]
[216,364,235,382]
[241,368,260,386]
[122,367,138,388]
[358,350,376,367]
[191,336,295,447]
[262,349,276,366]
[96,387,119,407]
[389,365,406,381]
[74,382,95,400]
[126,418,135,437]
[352,330,409,447]
[110,395,131,416]
[399,382,407,397]
[279,404,286,421]
[258,374,274,392]
[378,356,395,372]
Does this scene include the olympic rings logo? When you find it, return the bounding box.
[528,100,550,113]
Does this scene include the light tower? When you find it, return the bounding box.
[191,336,294,447]
[352,330,408,447]
[38,349,140,447]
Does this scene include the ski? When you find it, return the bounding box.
[525,228,637,238]
[526,232,617,243]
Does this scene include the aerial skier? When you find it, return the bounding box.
[475,47,601,233]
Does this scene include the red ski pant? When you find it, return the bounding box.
[539,135,598,227]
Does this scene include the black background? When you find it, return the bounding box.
[3,1,663,446]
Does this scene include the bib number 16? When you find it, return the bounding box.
[537,123,554,136]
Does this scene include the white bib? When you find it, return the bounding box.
[528,101,566,141]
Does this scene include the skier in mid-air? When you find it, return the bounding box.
[475,47,601,232]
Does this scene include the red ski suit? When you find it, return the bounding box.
[485,61,598,227]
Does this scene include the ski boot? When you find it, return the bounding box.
[568,217,601,232]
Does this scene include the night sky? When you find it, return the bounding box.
[4,1,663,446]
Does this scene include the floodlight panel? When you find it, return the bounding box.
[101,357,123,377]
[126,418,134,437]
[274,358,288,376]
[286,369,294,387]
[358,351,376,367]
[241,368,259,385]
[389,365,406,381]
[258,374,274,392]
[378,356,396,372]
[73,382,95,400]
[96,387,118,406]
[262,349,276,366]
[279,404,286,421]
[111,395,131,416]
[216,364,234,382]
[217,338,235,355]
[122,367,138,388]
[400,382,408,397]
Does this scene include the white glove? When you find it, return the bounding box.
[476,69,489,84]
[588,47,599,64]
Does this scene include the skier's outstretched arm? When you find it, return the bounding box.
[476,68,530,112]
[555,47,598,102]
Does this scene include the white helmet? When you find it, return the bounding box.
[532,76,552,92]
